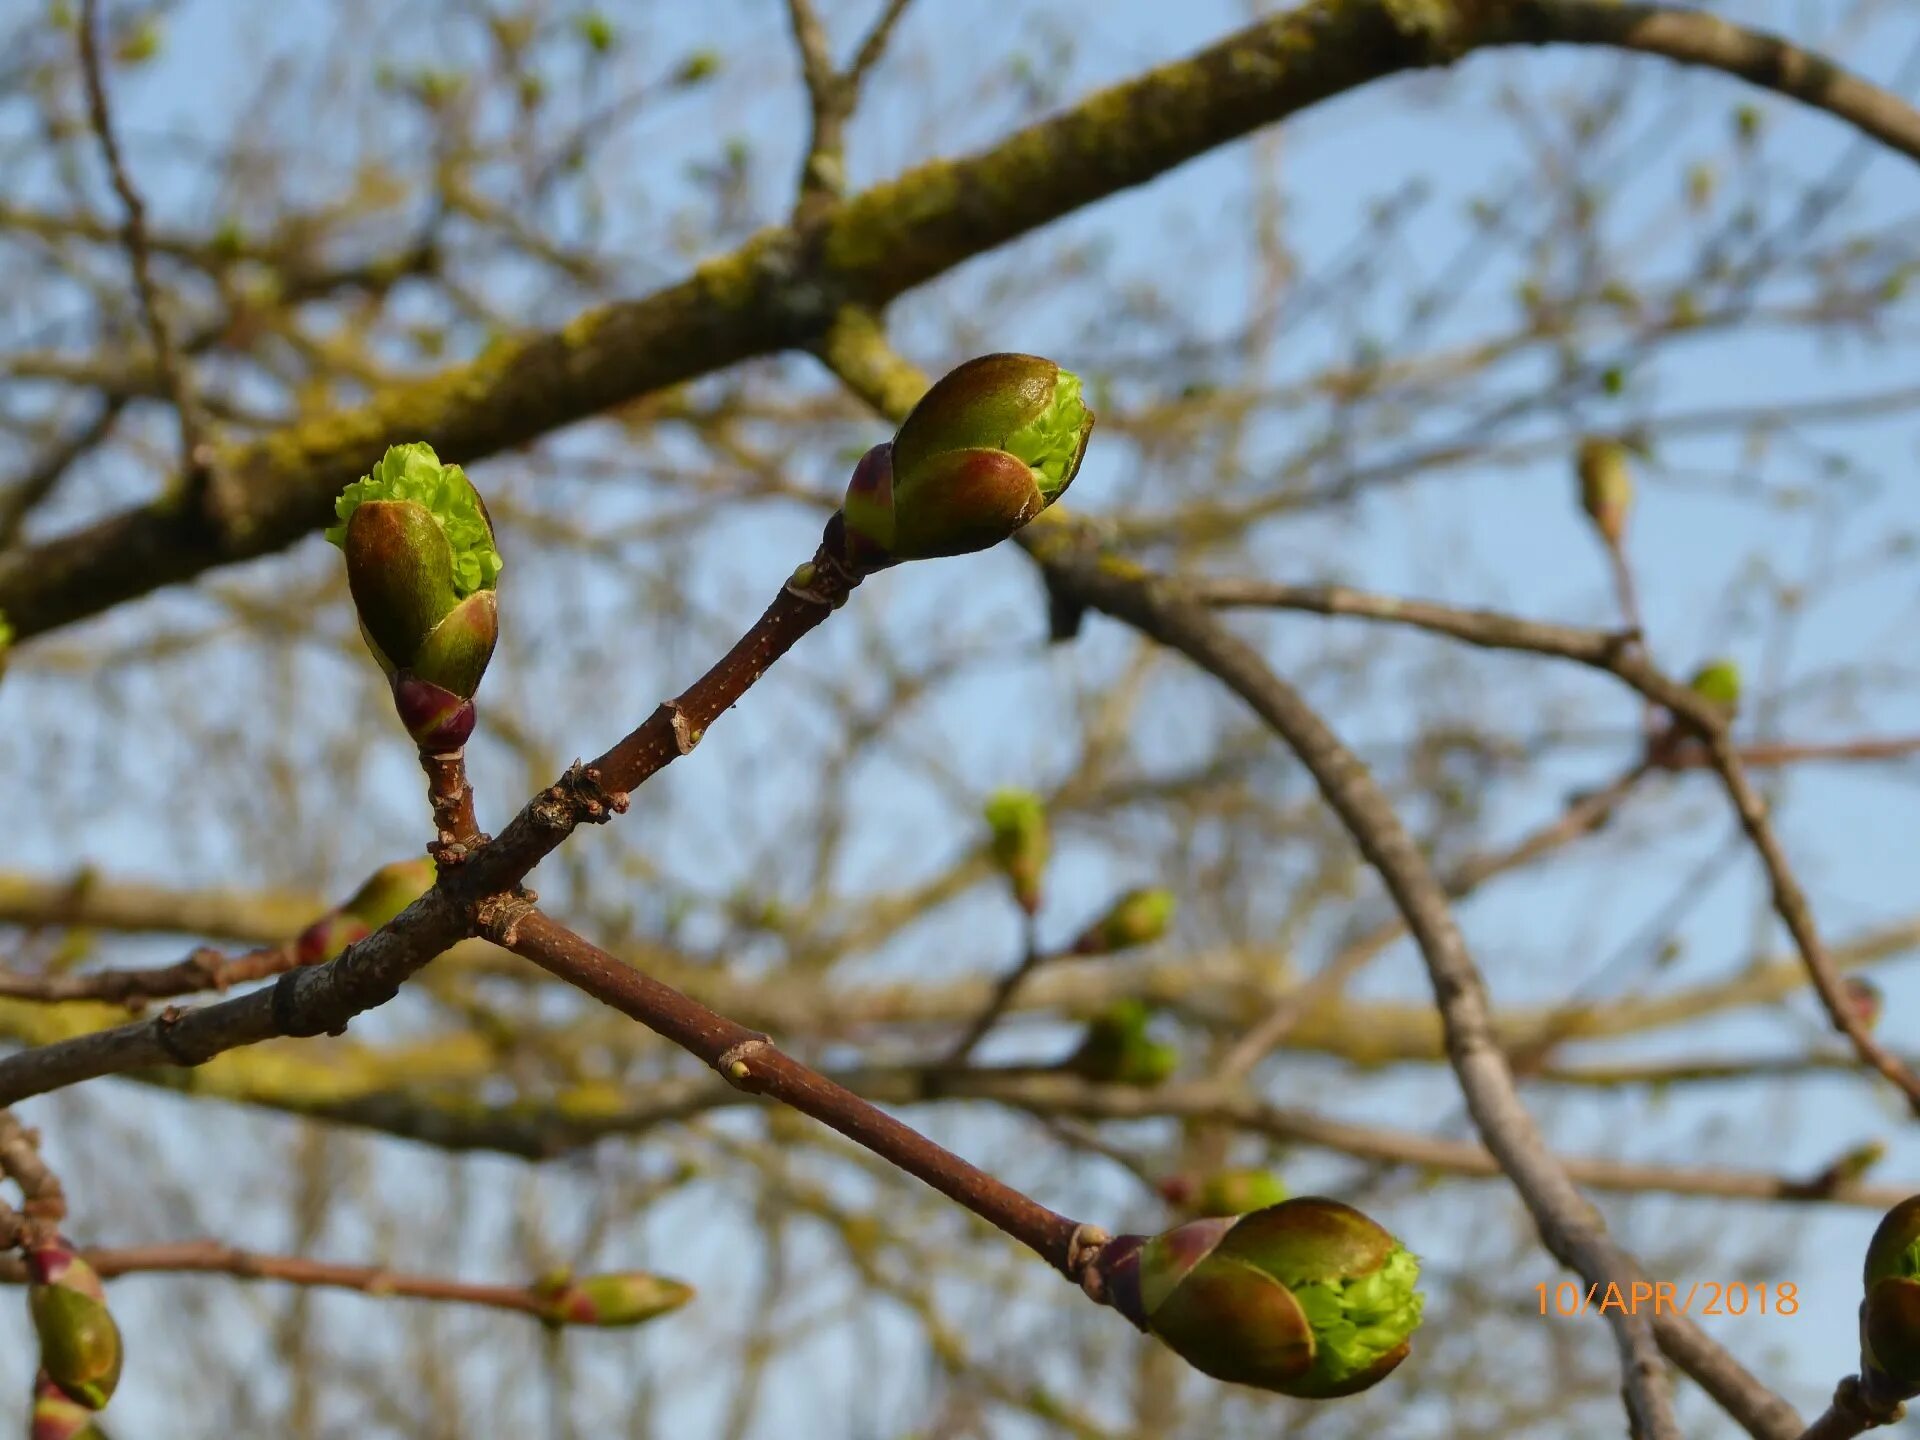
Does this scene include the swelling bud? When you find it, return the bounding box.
[1064,999,1178,1087]
[30,1372,105,1440]
[1160,1169,1290,1219]
[26,1239,121,1410]
[1072,888,1175,955]
[1575,437,1633,545]
[533,1269,695,1328]
[841,354,1093,566]
[1094,1198,1423,1399]
[983,789,1049,915]
[1863,1195,1920,1389]
[1687,659,1741,716]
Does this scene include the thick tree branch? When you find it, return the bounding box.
[7,1,1920,642]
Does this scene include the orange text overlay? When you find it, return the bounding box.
[1536,1281,1797,1318]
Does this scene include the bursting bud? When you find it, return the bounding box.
[1072,888,1175,955]
[1863,1196,1920,1388]
[26,1239,122,1410]
[1687,659,1741,716]
[532,1269,694,1328]
[1095,1197,1423,1399]
[983,789,1049,915]
[30,1372,105,1440]
[327,443,502,753]
[1064,999,1178,1087]
[1575,437,1633,546]
[840,354,1093,567]
[1160,1169,1291,1219]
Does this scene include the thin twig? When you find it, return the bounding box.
[503,910,1094,1280]
[0,537,863,1106]
[0,1239,680,1323]
[944,913,1049,1065]
[76,0,201,469]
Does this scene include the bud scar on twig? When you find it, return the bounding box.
[475,890,540,947]
[1067,1223,1112,1301]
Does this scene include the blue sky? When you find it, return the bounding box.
[4,1,1920,1435]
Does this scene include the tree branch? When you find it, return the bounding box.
[8,0,1920,642]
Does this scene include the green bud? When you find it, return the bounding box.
[0,609,13,679]
[343,857,437,930]
[841,355,1093,565]
[575,12,615,53]
[27,1240,122,1410]
[1073,888,1175,955]
[1865,1196,1920,1386]
[1065,999,1178,1087]
[1096,1198,1423,1399]
[983,789,1048,915]
[1575,437,1632,546]
[1687,659,1741,715]
[534,1270,694,1327]
[114,17,161,64]
[31,1372,105,1440]
[328,444,501,750]
[1159,1169,1290,1219]
[673,49,721,84]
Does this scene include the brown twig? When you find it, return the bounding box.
[1217,761,1650,1081]
[0,938,299,1005]
[1031,533,1787,1440]
[1659,736,1920,770]
[1192,568,1920,1112]
[503,910,1093,1281]
[0,1239,660,1321]
[421,747,482,863]
[783,0,918,222]
[944,915,1050,1065]
[76,0,202,470]
[0,539,862,1107]
[0,1108,65,1231]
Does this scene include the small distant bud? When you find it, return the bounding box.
[30,1372,105,1440]
[1065,999,1178,1087]
[535,1270,694,1328]
[327,443,501,751]
[1863,1196,1920,1387]
[1158,1169,1290,1219]
[1094,1197,1423,1399]
[26,1239,122,1410]
[343,857,437,929]
[839,355,1093,567]
[1072,888,1176,955]
[983,789,1049,915]
[1687,659,1741,716]
[672,49,721,85]
[1843,977,1884,1032]
[1575,437,1633,546]
[575,12,615,53]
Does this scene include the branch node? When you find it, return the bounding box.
[475,891,539,947]
[716,1036,774,1090]
[153,1005,203,1067]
